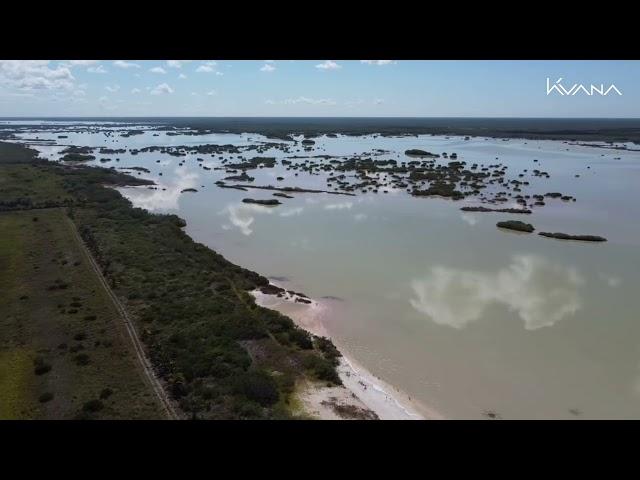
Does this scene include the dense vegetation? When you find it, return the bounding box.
[0,141,342,419]
[0,141,40,163]
[4,118,640,143]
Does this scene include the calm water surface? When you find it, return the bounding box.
[14,122,640,419]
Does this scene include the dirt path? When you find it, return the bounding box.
[64,214,179,420]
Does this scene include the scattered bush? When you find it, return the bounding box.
[99,388,113,400]
[73,353,91,366]
[82,399,104,412]
[233,370,279,407]
[33,357,52,375]
[289,328,313,350]
[303,354,342,385]
[316,336,341,365]
[38,392,54,403]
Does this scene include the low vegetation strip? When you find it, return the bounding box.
[65,215,178,419]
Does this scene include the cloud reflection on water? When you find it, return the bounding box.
[410,254,584,330]
[599,273,622,288]
[119,166,200,212]
[324,201,354,210]
[219,202,274,235]
[279,206,304,217]
[219,203,306,235]
[460,212,479,226]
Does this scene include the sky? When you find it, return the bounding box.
[0,60,638,117]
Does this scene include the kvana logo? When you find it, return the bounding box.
[546,77,622,96]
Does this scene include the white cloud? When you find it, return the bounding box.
[67,60,99,66]
[374,98,384,105]
[131,88,141,94]
[360,60,395,66]
[167,60,190,69]
[260,63,276,72]
[0,91,36,99]
[269,96,336,106]
[98,95,118,111]
[206,90,217,96]
[409,255,584,330]
[178,73,187,79]
[0,60,75,91]
[114,60,141,69]
[150,66,166,74]
[105,84,120,93]
[316,60,341,70]
[150,83,174,95]
[70,91,87,103]
[291,97,335,105]
[88,65,107,74]
[196,61,218,73]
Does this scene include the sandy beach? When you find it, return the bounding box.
[252,287,444,420]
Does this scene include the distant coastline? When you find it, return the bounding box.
[2,117,640,143]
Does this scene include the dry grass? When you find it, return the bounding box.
[0,207,163,419]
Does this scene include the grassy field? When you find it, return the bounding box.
[0,163,74,209]
[0,208,164,419]
[0,144,164,419]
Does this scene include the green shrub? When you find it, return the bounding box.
[233,370,279,407]
[33,357,52,375]
[38,392,54,403]
[289,328,313,350]
[73,353,91,366]
[99,388,113,400]
[316,336,342,365]
[82,399,104,412]
[303,354,342,385]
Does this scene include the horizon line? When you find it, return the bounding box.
[2,115,640,120]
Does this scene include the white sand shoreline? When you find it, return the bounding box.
[251,287,444,420]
